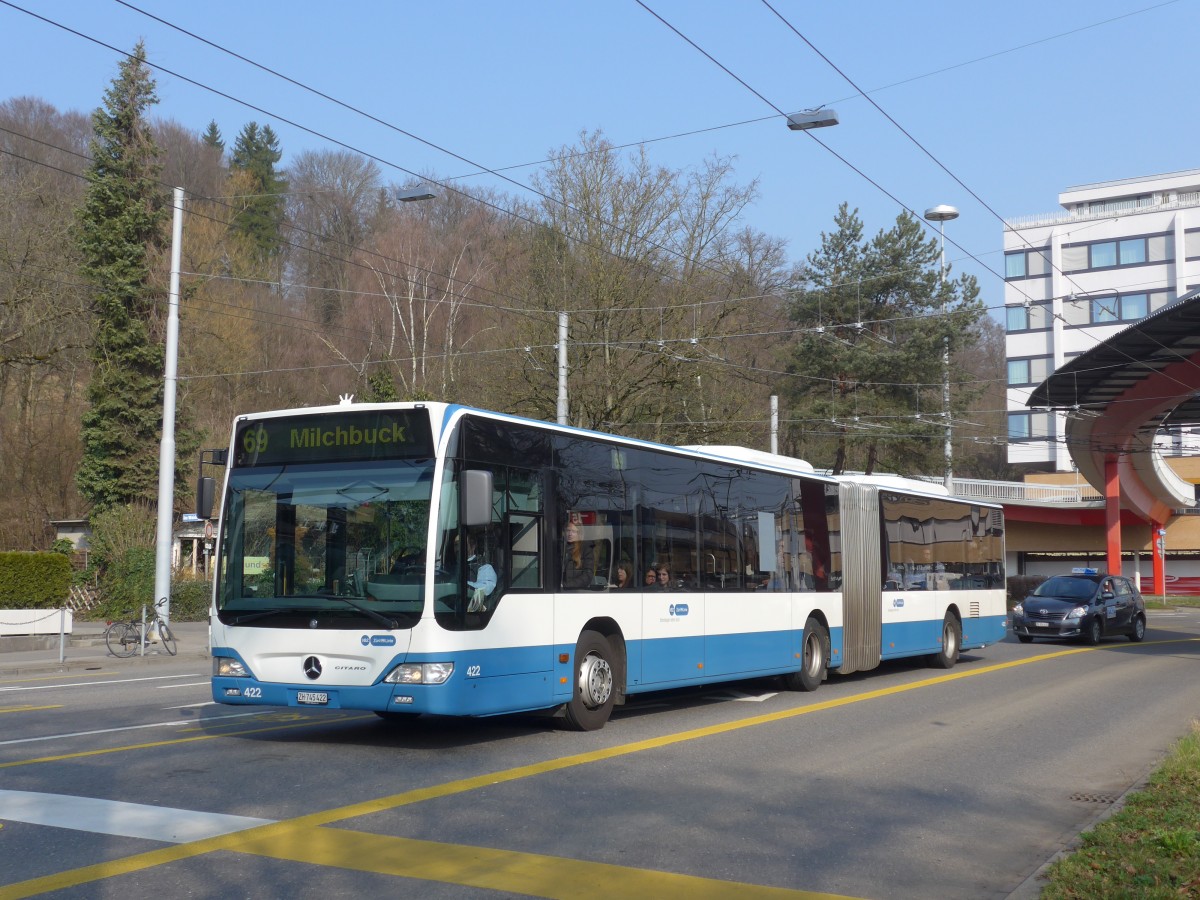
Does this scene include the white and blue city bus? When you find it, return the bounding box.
[202,400,1007,730]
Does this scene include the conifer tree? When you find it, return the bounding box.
[229,121,287,261]
[201,119,224,153]
[75,42,169,509]
[782,203,984,476]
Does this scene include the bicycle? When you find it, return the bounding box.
[105,599,177,658]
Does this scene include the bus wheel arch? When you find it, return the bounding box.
[928,608,962,669]
[783,615,829,692]
[562,624,624,731]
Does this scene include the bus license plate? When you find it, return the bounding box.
[297,691,328,705]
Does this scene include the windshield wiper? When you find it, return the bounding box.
[230,596,398,630]
[325,595,398,630]
[230,606,309,625]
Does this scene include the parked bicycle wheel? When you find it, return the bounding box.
[105,622,138,658]
[158,620,177,656]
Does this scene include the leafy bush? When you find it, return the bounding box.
[88,503,156,619]
[0,551,72,607]
[168,576,212,622]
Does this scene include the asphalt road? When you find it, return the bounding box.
[1,610,1198,899]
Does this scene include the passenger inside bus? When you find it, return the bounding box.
[614,560,634,589]
[645,566,657,587]
[654,563,672,591]
[562,513,597,590]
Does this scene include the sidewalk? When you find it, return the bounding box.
[0,620,210,676]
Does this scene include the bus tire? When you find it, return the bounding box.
[783,617,828,692]
[563,630,616,731]
[928,613,961,669]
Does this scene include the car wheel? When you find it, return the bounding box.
[1017,634,1033,644]
[1127,614,1146,642]
[1084,617,1102,645]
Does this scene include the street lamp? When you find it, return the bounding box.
[924,204,959,492]
[786,108,839,131]
[396,183,437,202]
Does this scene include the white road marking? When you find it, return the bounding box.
[0,710,264,746]
[157,681,211,689]
[164,700,219,710]
[0,790,274,841]
[707,689,779,702]
[0,674,205,693]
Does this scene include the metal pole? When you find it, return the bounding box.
[557,312,568,425]
[153,188,184,622]
[940,221,952,491]
[925,204,958,493]
[770,395,779,455]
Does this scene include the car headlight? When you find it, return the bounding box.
[1066,606,1088,620]
[385,662,454,685]
[1011,603,1023,617]
[214,656,248,677]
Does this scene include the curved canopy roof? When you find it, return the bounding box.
[1027,288,1200,523]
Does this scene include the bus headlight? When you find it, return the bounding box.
[385,662,454,685]
[214,657,249,677]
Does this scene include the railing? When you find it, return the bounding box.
[1004,191,1200,232]
[911,477,1098,503]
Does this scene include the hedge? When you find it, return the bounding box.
[0,551,72,608]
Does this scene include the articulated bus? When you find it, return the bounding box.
[202,400,1007,730]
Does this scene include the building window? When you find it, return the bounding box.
[1119,238,1147,265]
[1008,356,1053,387]
[1008,411,1053,443]
[1004,247,1051,280]
[1089,293,1150,324]
[1006,303,1050,331]
[1064,234,1172,273]
[1090,241,1117,268]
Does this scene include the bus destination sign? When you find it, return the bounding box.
[233,411,433,467]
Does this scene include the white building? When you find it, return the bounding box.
[1004,169,1200,471]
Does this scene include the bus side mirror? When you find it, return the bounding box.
[462,469,494,527]
[197,476,216,520]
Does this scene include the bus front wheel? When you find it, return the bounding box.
[783,617,828,692]
[928,613,961,669]
[563,630,616,731]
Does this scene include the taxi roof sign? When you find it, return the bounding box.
[1071,567,1099,575]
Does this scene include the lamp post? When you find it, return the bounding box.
[924,204,958,492]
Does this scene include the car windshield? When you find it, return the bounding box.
[215,459,436,627]
[1032,576,1097,600]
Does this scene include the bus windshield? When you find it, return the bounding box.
[215,459,436,629]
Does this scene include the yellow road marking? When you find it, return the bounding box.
[237,826,852,899]
[0,706,61,714]
[2,637,1196,899]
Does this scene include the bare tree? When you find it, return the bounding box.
[512,130,777,445]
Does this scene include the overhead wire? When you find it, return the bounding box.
[4,3,1189,453]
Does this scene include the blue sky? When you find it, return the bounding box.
[2,0,1196,321]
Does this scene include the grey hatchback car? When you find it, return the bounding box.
[1011,569,1147,644]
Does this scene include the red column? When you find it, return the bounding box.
[1152,520,1166,596]
[1105,454,1122,575]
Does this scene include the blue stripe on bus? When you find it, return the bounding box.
[212,617,1001,718]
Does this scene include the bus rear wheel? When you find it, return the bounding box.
[928,613,961,669]
[563,630,615,731]
[783,617,828,692]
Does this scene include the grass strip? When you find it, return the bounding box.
[1041,721,1200,898]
